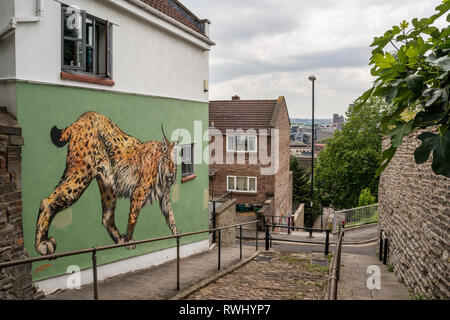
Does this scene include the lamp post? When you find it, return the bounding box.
[308,75,320,231]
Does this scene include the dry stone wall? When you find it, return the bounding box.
[378,130,449,299]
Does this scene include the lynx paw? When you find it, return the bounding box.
[36,237,57,255]
[125,238,136,250]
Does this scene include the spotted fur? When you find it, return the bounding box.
[35,112,178,255]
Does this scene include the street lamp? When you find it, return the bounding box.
[307,75,320,232]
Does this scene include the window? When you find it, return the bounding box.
[181,144,194,178]
[227,176,257,193]
[61,5,112,78]
[226,135,257,152]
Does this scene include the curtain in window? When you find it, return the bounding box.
[236,177,247,191]
[248,177,256,191]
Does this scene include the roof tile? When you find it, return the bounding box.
[209,100,278,131]
[136,0,205,36]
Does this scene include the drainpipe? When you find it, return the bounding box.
[0,0,43,40]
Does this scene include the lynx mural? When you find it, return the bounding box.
[35,111,179,255]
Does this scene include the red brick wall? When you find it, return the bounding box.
[273,98,292,217]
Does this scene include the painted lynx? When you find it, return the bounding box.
[35,111,178,255]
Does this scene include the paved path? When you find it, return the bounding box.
[45,244,257,300]
[241,224,378,244]
[338,253,410,300]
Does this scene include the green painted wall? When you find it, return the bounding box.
[15,82,209,281]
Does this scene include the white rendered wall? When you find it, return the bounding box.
[11,0,211,103]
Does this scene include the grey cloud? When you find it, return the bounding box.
[211,46,371,83]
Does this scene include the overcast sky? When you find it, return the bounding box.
[183,0,445,118]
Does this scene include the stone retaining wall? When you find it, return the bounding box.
[215,199,236,245]
[378,130,449,299]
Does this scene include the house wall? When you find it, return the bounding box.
[0,0,212,294]
[17,81,210,285]
[209,135,275,207]
[378,131,450,299]
[273,98,292,217]
[2,0,211,117]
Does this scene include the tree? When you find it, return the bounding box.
[358,188,376,207]
[315,97,390,210]
[290,157,323,227]
[290,157,310,207]
[357,1,450,178]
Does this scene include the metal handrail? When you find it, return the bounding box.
[328,224,345,300]
[0,220,259,299]
[264,224,331,255]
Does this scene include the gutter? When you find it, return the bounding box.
[0,0,43,40]
[108,0,215,48]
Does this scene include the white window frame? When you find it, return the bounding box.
[226,176,257,193]
[226,135,257,153]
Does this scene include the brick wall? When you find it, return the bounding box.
[273,99,292,218]
[0,107,33,300]
[378,130,450,299]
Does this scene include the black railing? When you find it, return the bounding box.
[379,229,388,265]
[0,220,259,300]
[264,224,330,255]
[328,223,345,300]
[264,215,294,233]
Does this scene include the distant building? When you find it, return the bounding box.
[333,113,345,129]
[315,126,336,142]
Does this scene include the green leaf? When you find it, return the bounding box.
[386,121,413,147]
[414,132,433,163]
[406,74,424,94]
[386,85,399,103]
[414,130,450,177]
[406,43,419,58]
[424,88,444,107]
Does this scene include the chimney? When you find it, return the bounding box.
[232,95,240,101]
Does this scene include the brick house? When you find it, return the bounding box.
[209,95,292,222]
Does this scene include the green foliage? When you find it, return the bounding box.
[290,157,322,226]
[290,157,310,206]
[315,97,389,210]
[358,188,376,207]
[357,1,450,177]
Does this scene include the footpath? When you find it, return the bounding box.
[45,244,257,300]
[240,224,378,245]
[338,253,410,300]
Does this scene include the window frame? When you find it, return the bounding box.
[181,143,195,178]
[61,4,113,79]
[226,135,257,153]
[226,176,257,193]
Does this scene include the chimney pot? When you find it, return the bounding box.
[232,95,240,100]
